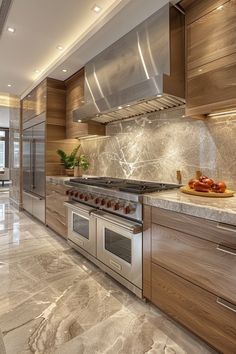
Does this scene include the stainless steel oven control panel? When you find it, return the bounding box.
[66,188,142,221]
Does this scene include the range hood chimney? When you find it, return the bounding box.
[73,3,185,124]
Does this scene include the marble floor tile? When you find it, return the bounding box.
[0,193,217,354]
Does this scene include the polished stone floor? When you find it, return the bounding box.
[0,192,217,354]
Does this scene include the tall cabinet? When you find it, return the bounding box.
[22,78,67,223]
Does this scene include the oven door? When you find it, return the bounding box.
[95,211,143,289]
[65,201,97,257]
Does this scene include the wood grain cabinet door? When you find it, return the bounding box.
[35,80,47,116]
[187,0,236,70]
[185,0,236,115]
[152,223,236,305]
[151,263,236,354]
[46,183,69,238]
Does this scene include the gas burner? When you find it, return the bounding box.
[70,177,179,194]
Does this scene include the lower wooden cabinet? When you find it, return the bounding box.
[152,264,236,354]
[152,223,236,305]
[143,205,236,353]
[46,182,69,238]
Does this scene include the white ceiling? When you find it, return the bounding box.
[0,0,175,98]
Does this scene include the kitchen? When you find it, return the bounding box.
[0,0,235,353]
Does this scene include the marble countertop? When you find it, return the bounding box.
[46,176,71,184]
[46,175,95,185]
[143,189,236,226]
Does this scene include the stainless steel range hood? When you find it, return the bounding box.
[73,3,185,124]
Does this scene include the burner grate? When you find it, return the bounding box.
[70,178,179,194]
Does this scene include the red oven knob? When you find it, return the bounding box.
[70,190,75,196]
[84,195,89,201]
[113,203,120,211]
[123,205,131,214]
[106,200,112,208]
[95,197,100,204]
[101,199,106,206]
[74,191,79,197]
[79,193,84,199]
[66,190,70,195]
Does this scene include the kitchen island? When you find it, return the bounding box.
[143,189,236,354]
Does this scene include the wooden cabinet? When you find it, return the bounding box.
[143,205,236,353]
[22,78,70,178]
[46,181,69,238]
[65,69,105,138]
[152,223,236,305]
[182,0,236,115]
[152,264,236,354]
[22,80,47,122]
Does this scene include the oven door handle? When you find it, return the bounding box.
[64,201,97,215]
[92,211,142,234]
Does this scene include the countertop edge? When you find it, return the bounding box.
[143,191,236,226]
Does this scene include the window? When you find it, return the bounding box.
[0,129,9,168]
[0,141,5,168]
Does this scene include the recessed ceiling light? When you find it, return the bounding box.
[7,27,15,33]
[198,68,203,72]
[77,119,82,123]
[92,4,102,13]
[157,94,162,97]
[118,106,122,110]
[62,69,67,73]
[217,5,223,10]
[56,45,64,51]
[34,69,40,73]
[7,84,12,87]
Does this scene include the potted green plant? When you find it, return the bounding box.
[57,144,81,176]
[74,154,90,177]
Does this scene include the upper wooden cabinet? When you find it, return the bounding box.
[182,0,236,115]
[22,80,47,122]
[22,78,66,126]
[65,69,105,138]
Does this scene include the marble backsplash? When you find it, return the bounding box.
[80,107,236,189]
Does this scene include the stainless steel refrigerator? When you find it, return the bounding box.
[22,114,45,223]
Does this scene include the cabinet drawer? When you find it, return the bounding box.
[152,207,236,249]
[152,223,236,305]
[152,263,236,354]
[46,209,67,238]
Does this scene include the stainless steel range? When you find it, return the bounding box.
[64,177,179,297]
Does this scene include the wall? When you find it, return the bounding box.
[0,106,10,127]
[9,96,21,209]
[80,107,236,189]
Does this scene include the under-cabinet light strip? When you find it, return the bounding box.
[208,109,236,117]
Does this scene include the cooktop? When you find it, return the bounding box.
[70,177,179,194]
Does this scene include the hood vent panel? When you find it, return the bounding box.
[92,94,185,124]
[73,4,185,124]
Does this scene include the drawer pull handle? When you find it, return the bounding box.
[217,222,236,233]
[216,297,236,313]
[217,244,236,256]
